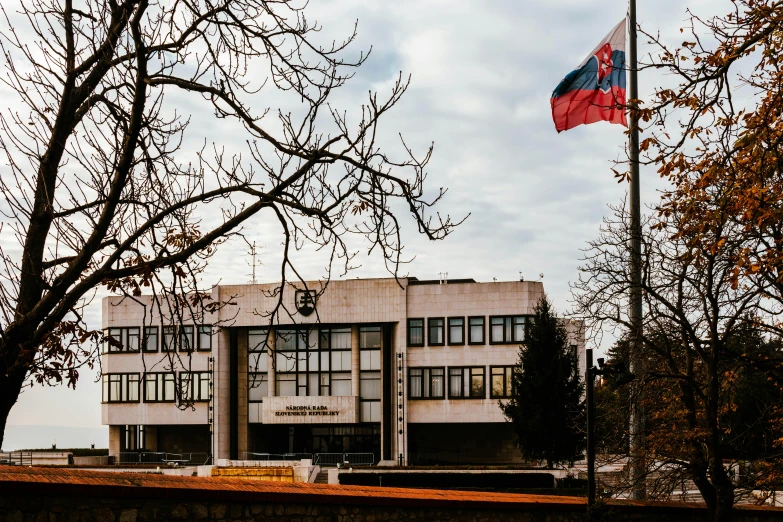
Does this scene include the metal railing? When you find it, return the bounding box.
[109,452,210,466]
[343,453,374,466]
[314,453,344,466]
[0,451,32,466]
[240,452,312,461]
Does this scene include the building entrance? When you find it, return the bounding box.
[249,424,380,459]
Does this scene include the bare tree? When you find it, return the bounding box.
[572,202,781,522]
[0,0,461,448]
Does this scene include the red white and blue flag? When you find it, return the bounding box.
[551,19,627,133]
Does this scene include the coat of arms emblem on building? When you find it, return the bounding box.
[295,289,317,316]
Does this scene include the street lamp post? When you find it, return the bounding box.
[586,348,636,507]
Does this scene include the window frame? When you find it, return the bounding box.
[468,316,485,345]
[274,327,352,397]
[102,373,141,403]
[427,317,445,346]
[248,372,268,403]
[143,372,176,403]
[490,365,516,399]
[408,366,445,400]
[448,366,486,399]
[407,318,425,347]
[489,315,529,344]
[143,326,159,353]
[104,327,141,354]
[162,326,175,352]
[179,371,211,402]
[178,325,195,353]
[447,317,465,346]
[197,325,212,351]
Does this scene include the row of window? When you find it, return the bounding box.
[407,316,529,347]
[103,325,213,353]
[409,366,516,400]
[101,372,210,403]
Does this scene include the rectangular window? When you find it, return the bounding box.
[249,373,268,402]
[162,326,175,352]
[274,327,354,397]
[489,316,529,344]
[448,317,464,345]
[101,373,140,403]
[143,327,158,352]
[105,327,141,353]
[428,318,445,346]
[490,366,516,398]
[331,373,351,396]
[198,325,212,351]
[143,373,175,402]
[248,329,269,352]
[179,325,195,352]
[449,367,485,398]
[275,373,296,396]
[468,317,485,344]
[179,372,210,402]
[407,318,424,347]
[361,401,381,423]
[409,367,445,399]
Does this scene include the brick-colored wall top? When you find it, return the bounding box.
[0,465,781,516]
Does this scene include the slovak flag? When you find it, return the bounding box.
[551,19,627,133]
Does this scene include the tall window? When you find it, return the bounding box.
[360,326,382,422]
[448,317,464,345]
[179,325,195,352]
[143,327,158,352]
[274,327,351,397]
[468,317,485,344]
[248,373,268,402]
[428,318,445,346]
[407,318,424,347]
[180,372,210,402]
[102,373,140,403]
[143,373,175,402]
[489,316,528,344]
[198,325,212,351]
[409,367,445,399]
[448,367,485,398]
[248,328,269,401]
[104,327,140,353]
[162,326,175,351]
[490,366,516,398]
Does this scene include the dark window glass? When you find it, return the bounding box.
[408,319,424,346]
[489,316,529,344]
[198,325,212,351]
[448,318,464,345]
[162,326,175,351]
[448,367,485,398]
[143,327,158,352]
[105,327,141,353]
[490,366,516,398]
[179,325,194,352]
[409,367,445,399]
[468,317,485,344]
[428,318,445,346]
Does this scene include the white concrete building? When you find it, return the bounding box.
[101,277,585,465]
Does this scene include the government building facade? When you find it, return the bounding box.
[101,277,585,465]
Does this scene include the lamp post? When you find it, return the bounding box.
[586,348,636,507]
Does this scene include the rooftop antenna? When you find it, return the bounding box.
[519,272,524,282]
[245,240,264,284]
[540,273,545,280]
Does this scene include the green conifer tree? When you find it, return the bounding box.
[501,295,586,468]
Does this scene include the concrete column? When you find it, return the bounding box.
[215,328,231,460]
[237,328,248,458]
[267,329,276,397]
[351,325,360,396]
[108,425,122,455]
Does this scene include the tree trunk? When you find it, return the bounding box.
[0,371,26,451]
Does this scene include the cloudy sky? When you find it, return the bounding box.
[2,0,727,450]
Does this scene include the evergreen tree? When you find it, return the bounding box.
[501,296,585,468]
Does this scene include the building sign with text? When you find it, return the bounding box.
[261,396,359,424]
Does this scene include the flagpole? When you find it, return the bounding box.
[628,0,646,501]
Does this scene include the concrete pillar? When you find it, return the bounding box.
[108,425,122,455]
[351,324,360,396]
[215,328,231,460]
[237,328,248,458]
[267,329,276,397]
